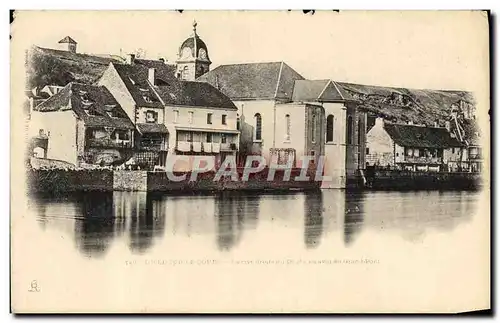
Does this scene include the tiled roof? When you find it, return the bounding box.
[112,63,236,110]
[292,80,352,102]
[384,123,462,148]
[35,82,135,130]
[154,81,237,110]
[58,36,77,44]
[197,62,305,100]
[137,123,169,134]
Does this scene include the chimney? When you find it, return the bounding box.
[126,54,136,65]
[148,68,156,85]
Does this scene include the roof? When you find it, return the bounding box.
[34,82,135,130]
[26,46,124,88]
[180,35,210,62]
[58,36,77,44]
[292,79,353,102]
[154,81,236,110]
[137,123,169,134]
[112,63,236,110]
[384,123,463,148]
[197,62,305,100]
[335,81,476,126]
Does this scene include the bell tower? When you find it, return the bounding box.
[176,20,211,81]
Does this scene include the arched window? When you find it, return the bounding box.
[254,113,262,141]
[347,116,353,145]
[326,115,334,143]
[311,114,316,143]
[285,114,291,141]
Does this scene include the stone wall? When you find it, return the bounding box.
[113,170,148,191]
[27,169,113,193]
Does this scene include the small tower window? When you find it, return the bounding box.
[311,114,316,143]
[254,113,262,141]
[347,116,354,145]
[222,114,227,125]
[285,114,291,141]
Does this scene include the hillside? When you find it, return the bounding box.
[25,46,123,89]
[337,82,475,126]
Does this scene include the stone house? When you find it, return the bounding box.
[366,118,463,172]
[29,82,135,166]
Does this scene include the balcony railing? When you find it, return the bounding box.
[403,156,442,164]
[87,137,133,148]
[139,140,167,151]
[176,141,238,153]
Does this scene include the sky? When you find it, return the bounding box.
[11,10,489,92]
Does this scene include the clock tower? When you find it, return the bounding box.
[176,20,212,81]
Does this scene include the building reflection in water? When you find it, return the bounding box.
[303,191,324,249]
[73,192,115,258]
[214,192,260,251]
[343,191,366,246]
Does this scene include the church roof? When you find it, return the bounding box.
[197,62,305,100]
[292,79,354,102]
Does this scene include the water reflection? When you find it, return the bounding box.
[304,192,324,249]
[215,192,260,251]
[27,190,479,258]
[343,192,365,246]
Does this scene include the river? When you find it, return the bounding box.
[14,189,488,312]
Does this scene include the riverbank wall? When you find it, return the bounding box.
[26,168,321,193]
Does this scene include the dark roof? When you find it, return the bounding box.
[384,123,462,148]
[112,63,236,110]
[180,35,210,62]
[197,62,305,100]
[335,81,475,126]
[35,82,134,130]
[26,46,124,88]
[292,80,353,102]
[137,123,169,134]
[154,81,236,110]
[58,36,77,44]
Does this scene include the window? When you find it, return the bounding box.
[347,116,353,145]
[285,114,291,141]
[366,148,370,155]
[236,114,240,131]
[145,110,158,123]
[311,114,316,143]
[206,133,212,143]
[222,114,227,125]
[254,113,262,141]
[188,111,193,124]
[221,133,227,144]
[452,147,455,154]
[174,110,179,123]
[326,115,334,143]
[207,113,212,124]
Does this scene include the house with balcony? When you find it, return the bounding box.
[365,118,463,172]
[29,82,135,166]
[98,52,238,170]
